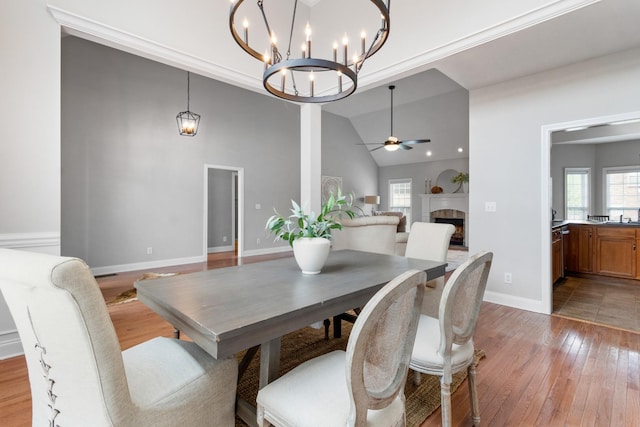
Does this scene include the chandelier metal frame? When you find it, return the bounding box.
[229,0,390,103]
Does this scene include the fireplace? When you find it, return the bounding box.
[420,194,469,246]
[435,217,464,246]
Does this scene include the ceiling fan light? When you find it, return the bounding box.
[385,143,400,152]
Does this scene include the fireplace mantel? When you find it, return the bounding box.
[419,193,469,246]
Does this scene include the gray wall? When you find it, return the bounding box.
[551,139,640,217]
[61,36,301,268]
[322,111,379,212]
[378,158,469,224]
[207,169,233,250]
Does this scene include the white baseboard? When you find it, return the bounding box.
[0,329,23,360]
[208,245,234,254]
[90,255,206,276]
[483,290,546,314]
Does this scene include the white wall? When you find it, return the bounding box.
[0,1,62,359]
[470,47,640,313]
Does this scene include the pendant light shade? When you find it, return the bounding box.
[176,72,200,136]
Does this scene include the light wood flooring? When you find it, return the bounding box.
[2,252,640,426]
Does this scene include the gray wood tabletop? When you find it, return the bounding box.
[135,249,446,359]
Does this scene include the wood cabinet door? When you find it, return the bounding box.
[577,226,593,273]
[552,238,563,283]
[595,232,636,278]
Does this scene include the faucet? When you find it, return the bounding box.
[620,214,624,223]
[637,208,640,223]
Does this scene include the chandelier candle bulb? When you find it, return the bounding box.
[343,33,348,66]
[333,41,338,62]
[281,69,286,91]
[310,72,315,97]
[305,23,312,58]
[243,18,248,43]
[361,30,366,55]
[338,71,342,93]
[301,43,306,58]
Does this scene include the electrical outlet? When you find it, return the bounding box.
[223,236,227,243]
[485,202,497,212]
[504,272,512,284]
[256,238,261,245]
[255,203,261,210]
[147,247,153,255]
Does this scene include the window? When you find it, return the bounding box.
[564,168,590,220]
[604,166,640,221]
[389,179,411,224]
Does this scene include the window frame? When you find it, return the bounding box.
[388,178,412,225]
[564,167,590,220]
[603,165,640,221]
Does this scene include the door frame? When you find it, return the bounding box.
[204,164,244,259]
[541,110,640,314]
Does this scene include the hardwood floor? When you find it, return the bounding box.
[1,251,639,426]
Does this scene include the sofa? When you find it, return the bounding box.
[331,215,408,256]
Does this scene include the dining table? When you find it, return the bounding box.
[135,249,446,426]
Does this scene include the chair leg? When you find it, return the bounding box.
[440,376,452,427]
[468,360,481,426]
[256,404,272,427]
[323,318,330,340]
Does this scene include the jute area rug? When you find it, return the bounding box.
[235,321,484,427]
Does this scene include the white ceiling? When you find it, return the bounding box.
[323,0,640,166]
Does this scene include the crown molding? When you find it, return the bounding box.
[357,0,601,91]
[47,5,264,95]
[48,0,599,97]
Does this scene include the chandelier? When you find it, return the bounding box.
[229,0,390,103]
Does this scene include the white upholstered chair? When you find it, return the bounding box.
[0,248,238,427]
[404,222,455,318]
[409,251,493,427]
[256,269,427,427]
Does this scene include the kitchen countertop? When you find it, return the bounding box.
[552,219,640,229]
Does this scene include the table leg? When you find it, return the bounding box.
[259,338,281,389]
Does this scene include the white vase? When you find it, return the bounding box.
[292,237,331,275]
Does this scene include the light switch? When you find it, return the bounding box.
[255,203,261,210]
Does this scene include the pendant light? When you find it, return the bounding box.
[176,71,200,136]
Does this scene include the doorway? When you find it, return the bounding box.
[204,164,244,259]
[542,110,640,315]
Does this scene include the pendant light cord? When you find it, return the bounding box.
[187,72,191,111]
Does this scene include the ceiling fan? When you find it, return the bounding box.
[362,85,431,152]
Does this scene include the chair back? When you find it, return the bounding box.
[405,222,455,262]
[439,251,493,354]
[0,249,132,426]
[345,269,426,426]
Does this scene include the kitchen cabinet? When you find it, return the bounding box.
[595,227,636,278]
[567,225,593,273]
[552,228,563,283]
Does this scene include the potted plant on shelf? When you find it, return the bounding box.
[452,172,469,193]
[266,190,357,274]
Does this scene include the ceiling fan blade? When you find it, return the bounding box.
[399,144,413,150]
[400,139,431,145]
[369,145,384,152]
[356,142,380,145]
